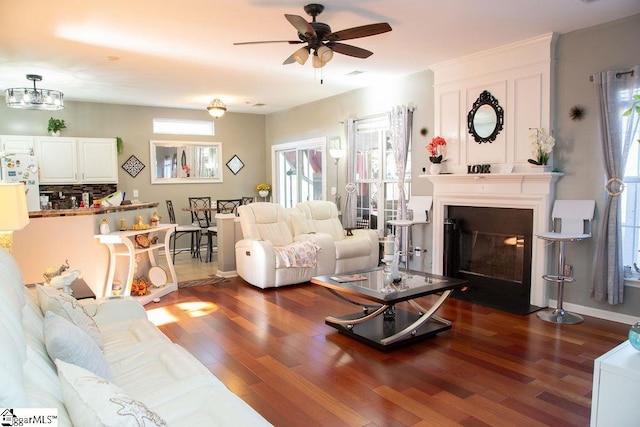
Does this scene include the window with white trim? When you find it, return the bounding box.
[620,87,640,275]
[353,114,411,236]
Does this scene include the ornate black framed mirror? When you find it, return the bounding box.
[467,90,504,143]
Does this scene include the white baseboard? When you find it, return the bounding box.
[548,299,637,325]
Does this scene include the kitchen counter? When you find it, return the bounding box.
[14,202,163,296]
[29,202,159,218]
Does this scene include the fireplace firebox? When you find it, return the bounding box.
[445,206,542,315]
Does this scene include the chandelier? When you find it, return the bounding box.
[206,98,226,118]
[5,74,64,110]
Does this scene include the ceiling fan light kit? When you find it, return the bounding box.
[234,3,392,70]
[5,74,64,110]
[206,98,227,118]
[293,47,310,65]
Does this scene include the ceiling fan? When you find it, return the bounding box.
[234,3,392,68]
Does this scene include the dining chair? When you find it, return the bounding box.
[241,196,254,205]
[166,200,201,263]
[188,196,214,261]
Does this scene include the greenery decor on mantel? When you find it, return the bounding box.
[47,117,66,136]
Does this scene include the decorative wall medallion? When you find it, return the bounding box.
[122,155,145,178]
[226,155,244,175]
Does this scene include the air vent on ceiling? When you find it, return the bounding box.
[346,70,365,77]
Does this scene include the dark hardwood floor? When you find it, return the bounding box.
[147,277,628,426]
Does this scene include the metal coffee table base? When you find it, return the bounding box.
[325,290,453,351]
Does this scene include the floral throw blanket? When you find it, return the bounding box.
[274,241,320,268]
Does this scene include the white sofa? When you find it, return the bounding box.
[235,201,379,289]
[0,248,271,426]
[296,201,379,274]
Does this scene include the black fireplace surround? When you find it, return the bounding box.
[444,206,542,315]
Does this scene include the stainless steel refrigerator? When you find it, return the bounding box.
[1,154,40,211]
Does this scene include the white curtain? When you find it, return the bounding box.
[390,106,413,264]
[390,106,413,220]
[342,119,357,230]
[591,65,640,305]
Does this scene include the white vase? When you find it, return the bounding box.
[49,131,60,137]
[530,164,551,173]
[258,190,269,198]
[430,163,442,175]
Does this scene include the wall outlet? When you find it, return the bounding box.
[330,187,337,195]
[133,189,139,198]
[414,247,421,257]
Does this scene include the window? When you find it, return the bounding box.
[620,86,640,274]
[353,115,411,235]
[273,138,326,207]
[153,118,214,136]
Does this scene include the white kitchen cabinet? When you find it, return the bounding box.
[35,137,78,183]
[591,340,640,426]
[0,135,34,154]
[35,136,117,184]
[78,138,118,183]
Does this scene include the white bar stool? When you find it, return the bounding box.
[536,200,595,324]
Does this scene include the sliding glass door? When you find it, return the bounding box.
[273,137,326,207]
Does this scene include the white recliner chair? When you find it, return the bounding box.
[235,202,334,289]
[295,201,379,273]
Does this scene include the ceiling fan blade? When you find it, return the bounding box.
[285,14,316,38]
[330,43,373,59]
[234,40,303,45]
[327,23,392,41]
[283,53,297,65]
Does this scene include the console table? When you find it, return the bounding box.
[94,223,177,305]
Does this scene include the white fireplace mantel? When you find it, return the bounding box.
[424,172,563,307]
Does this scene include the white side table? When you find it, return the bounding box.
[591,340,640,426]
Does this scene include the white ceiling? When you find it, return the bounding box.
[1,0,639,115]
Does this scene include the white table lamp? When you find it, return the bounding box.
[0,183,30,251]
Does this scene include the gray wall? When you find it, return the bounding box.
[0,102,266,225]
[553,14,640,316]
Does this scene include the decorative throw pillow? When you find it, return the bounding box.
[44,311,111,380]
[37,285,103,349]
[55,359,167,427]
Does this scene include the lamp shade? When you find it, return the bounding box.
[0,183,30,231]
[317,45,334,63]
[293,47,310,65]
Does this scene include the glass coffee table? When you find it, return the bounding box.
[311,267,467,350]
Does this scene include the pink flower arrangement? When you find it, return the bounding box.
[426,136,447,163]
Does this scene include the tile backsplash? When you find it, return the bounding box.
[40,184,117,209]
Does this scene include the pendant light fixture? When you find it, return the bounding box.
[5,74,64,110]
[206,98,226,118]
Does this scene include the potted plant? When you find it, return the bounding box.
[256,183,271,198]
[47,117,66,136]
[527,127,555,170]
[425,135,447,175]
